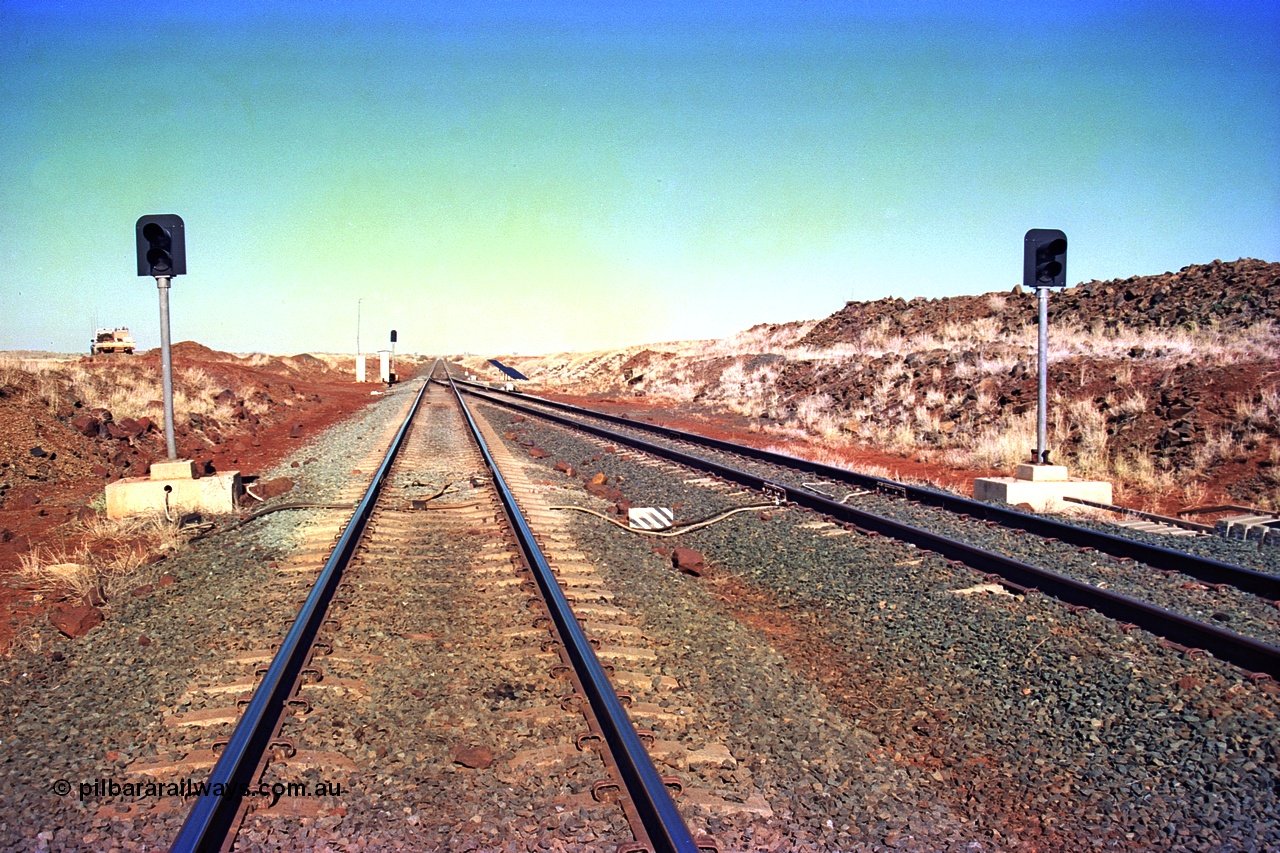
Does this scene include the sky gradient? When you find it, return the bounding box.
[2,1,1277,356]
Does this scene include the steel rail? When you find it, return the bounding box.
[445,373,700,853]
[457,381,1280,601]
[453,379,1280,680]
[170,375,432,852]
[1062,495,1215,533]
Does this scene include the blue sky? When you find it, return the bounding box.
[1,1,1277,355]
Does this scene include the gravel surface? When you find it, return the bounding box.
[478,397,1280,852]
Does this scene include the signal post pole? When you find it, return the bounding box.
[111,213,241,520]
[972,229,1112,509]
[1036,282,1050,464]
[156,274,177,459]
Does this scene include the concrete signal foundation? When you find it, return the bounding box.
[973,463,1111,513]
[105,459,240,520]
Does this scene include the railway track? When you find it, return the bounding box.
[455,379,1280,681]
[453,381,1280,595]
[167,369,708,851]
[11,363,1277,851]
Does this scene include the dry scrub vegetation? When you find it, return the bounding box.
[455,260,1280,510]
[18,513,185,608]
[0,355,307,427]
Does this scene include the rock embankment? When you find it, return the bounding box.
[467,258,1280,508]
[797,258,1280,349]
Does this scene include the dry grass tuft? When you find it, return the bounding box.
[19,514,185,605]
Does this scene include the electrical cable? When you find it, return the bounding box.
[185,502,358,541]
[547,502,783,538]
[416,499,486,510]
[802,482,871,504]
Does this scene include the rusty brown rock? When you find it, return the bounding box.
[527,447,550,459]
[672,548,707,576]
[450,745,494,769]
[69,414,100,437]
[253,477,295,500]
[585,482,623,503]
[50,605,104,639]
[8,489,40,509]
[114,417,146,438]
[554,461,575,477]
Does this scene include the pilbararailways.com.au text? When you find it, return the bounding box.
[55,778,345,807]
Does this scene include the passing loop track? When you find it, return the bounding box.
[457,381,1280,599]
[170,365,702,852]
[454,379,1280,682]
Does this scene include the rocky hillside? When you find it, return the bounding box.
[798,257,1280,348]
[462,258,1280,509]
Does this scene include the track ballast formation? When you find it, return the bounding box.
[3,363,1277,852]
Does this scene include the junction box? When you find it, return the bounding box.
[105,460,240,520]
[973,464,1111,513]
